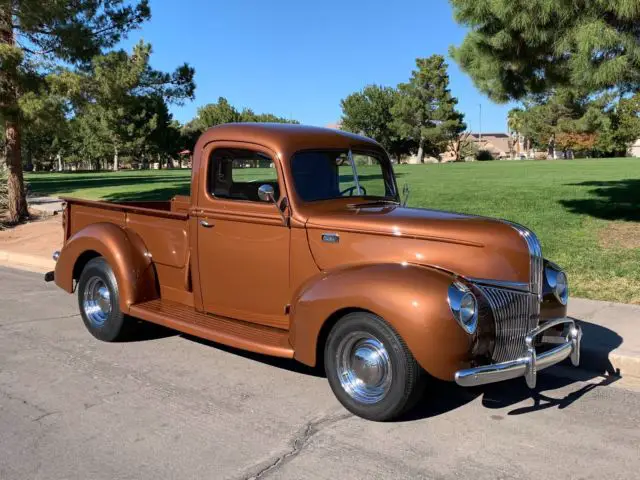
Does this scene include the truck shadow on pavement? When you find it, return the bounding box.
[402,318,623,421]
[124,317,624,422]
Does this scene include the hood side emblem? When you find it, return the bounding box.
[322,233,340,244]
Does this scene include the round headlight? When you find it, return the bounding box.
[545,265,569,305]
[448,282,478,334]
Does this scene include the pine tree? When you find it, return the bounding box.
[392,55,466,163]
[516,90,610,157]
[0,0,150,222]
[449,0,640,101]
[60,41,194,171]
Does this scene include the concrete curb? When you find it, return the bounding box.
[0,251,638,381]
[0,251,55,273]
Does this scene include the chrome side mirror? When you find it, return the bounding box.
[258,184,288,226]
[258,184,275,202]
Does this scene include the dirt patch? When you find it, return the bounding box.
[0,214,63,259]
[599,222,640,249]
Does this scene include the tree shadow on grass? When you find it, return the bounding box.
[103,185,191,202]
[560,179,640,221]
[27,172,191,198]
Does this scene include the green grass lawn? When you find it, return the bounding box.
[26,158,640,304]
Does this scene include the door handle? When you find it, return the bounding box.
[200,220,214,228]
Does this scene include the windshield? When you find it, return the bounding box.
[291,150,397,202]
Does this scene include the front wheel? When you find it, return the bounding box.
[77,257,129,342]
[324,312,424,421]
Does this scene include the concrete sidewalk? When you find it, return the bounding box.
[570,298,640,378]
[27,196,65,215]
[1,216,639,380]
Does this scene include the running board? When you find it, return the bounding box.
[129,299,294,358]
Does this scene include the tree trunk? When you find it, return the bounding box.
[4,120,28,221]
[548,134,555,159]
[417,138,425,163]
[113,147,119,171]
[57,153,63,172]
[1,12,28,222]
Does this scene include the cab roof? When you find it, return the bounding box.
[199,123,381,156]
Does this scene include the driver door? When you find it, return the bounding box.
[196,144,290,329]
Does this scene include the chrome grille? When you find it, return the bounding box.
[478,285,539,362]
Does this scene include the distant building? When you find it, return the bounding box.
[402,132,513,164]
[629,139,640,157]
[468,133,511,159]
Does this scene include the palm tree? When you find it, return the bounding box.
[507,108,524,159]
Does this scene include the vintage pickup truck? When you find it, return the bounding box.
[47,123,581,421]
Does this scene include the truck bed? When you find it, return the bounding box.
[62,195,194,306]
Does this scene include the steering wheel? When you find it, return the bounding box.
[340,185,367,196]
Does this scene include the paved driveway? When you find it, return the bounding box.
[1,267,638,480]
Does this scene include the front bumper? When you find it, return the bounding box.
[455,317,581,389]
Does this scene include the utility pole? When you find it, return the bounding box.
[479,103,482,142]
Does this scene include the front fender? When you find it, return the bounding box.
[54,222,158,313]
[289,263,473,381]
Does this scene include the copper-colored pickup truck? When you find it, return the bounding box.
[47,123,581,421]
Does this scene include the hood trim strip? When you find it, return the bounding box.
[306,223,484,247]
[506,221,543,299]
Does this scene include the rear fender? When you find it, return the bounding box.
[289,263,473,381]
[54,222,158,312]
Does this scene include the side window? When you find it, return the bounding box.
[208,148,280,202]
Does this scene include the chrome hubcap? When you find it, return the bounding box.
[83,277,111,327]
[336,332,392,404]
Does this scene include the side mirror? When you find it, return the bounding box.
[258,184,288,226]
[258,184,275,202]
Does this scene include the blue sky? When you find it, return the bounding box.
[121,0,515,133]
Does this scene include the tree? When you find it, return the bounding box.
[516,90,610,158]
[449,0,640,102]
[448,131,477,162]
[340,85,414,162]
[186,97,240,134]
[392,55,466,163]
[59,41,194,171]
[1,0,151,222]
[20,82,70,171]
[0,165,7,222]
[507,109,525,158]
[607,92,640,155]
[184,97,298,143]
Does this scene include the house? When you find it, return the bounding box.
[468,133,512,159]
[402,132,513,163]
[629,139,640,157]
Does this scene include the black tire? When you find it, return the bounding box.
[77,257,128,342]
[324,311,424,421]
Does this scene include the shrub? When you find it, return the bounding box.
[476,149,495,161]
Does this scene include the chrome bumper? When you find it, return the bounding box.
[455,318,582,389]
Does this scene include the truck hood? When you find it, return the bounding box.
[305,203,533,284]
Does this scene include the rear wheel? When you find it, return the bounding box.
[77,257,128,342]
[324,311,424,421]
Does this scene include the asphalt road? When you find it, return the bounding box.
[1,267,639,480]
